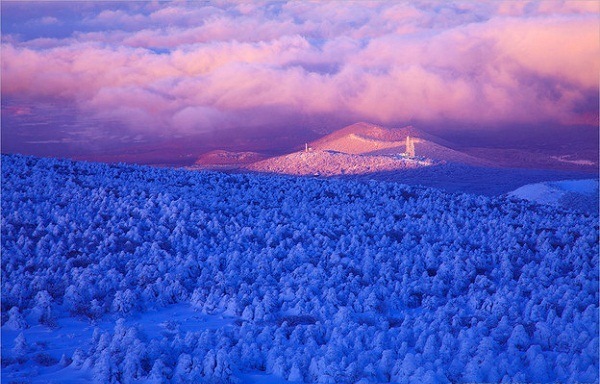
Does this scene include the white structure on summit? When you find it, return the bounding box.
[406,136,416,157]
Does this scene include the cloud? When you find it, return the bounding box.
[39,16,60,25]
[172,106,227,132]
[1,0,598,145]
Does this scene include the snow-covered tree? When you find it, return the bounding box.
[12,332,28,362]
[1,154,598,383]
[4,307,27,330]
[148,359,170,384]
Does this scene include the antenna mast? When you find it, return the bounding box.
[406,136,415,157]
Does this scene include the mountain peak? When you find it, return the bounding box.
[310,123,427,155]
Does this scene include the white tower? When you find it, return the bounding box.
[406,136,415,157]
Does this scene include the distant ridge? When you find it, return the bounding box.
[191,150,266,170]
[246,122,449,176]
[308,122,490,166]
[245,122,504,176]
[189,122,595,175]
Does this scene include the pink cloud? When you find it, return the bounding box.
[40,16,60,25]
[535,0,600,15]
[2,105,32,116]
[1,1,598,142]
[85,9,147,29]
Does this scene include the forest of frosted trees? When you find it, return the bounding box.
[1,154,598,383]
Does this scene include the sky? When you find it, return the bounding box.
[1,1,599,163]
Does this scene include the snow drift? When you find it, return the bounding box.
[508,179,599,214]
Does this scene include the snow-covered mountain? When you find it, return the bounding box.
[305,122,491,166]
[507,179,599,213]
[190,123,494,176]
[191,122,596,177]
[247,123,492,176]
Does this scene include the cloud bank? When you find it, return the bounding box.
[2,1,598,145]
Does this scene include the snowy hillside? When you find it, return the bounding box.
[193,150,266,167]
[508,179,599,214]
[1,154,598,383]
[247,150,431,176]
